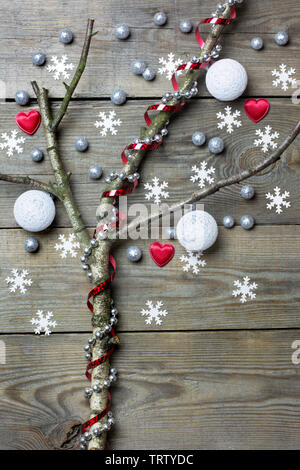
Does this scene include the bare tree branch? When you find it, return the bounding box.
[51,18,95,130]
[0,173,59,197]
[121,119,300,237]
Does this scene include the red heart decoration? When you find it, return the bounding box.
[149,242,175,267]
[16,110,41,135]
[244,98,270,123]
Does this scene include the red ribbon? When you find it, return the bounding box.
[171,6,236,91]
[83,4,238,442]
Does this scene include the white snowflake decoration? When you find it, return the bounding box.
[180,251,206,275]
[216,106,242,134]
[54,233,80,259]
[141,300,168,326]
[30,310,57,335]
[94,111,122,137]
[232,276,258,304]
[5,269,32,294]
[266,186,291,214]
[0,130,25,158]
[190,161,215,188]
[47,55,74,81]
[254,125,279,153]
[272,64,297,91]
[158,53,183,80]
[144,177,169,205]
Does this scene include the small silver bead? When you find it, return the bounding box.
[103,379,111,388]
[110,367,117,375]
[251,37,264,51]
[80,443,86,450]
[240,185,255,200]
[119,171,126,180]
[143,67,156,81]
[109,374,117,382]
[107,411,113,418]
[185,91,192,99]
[192,131,206,147]
[131,59,146,75]
[95,330,104,340]
[30,148,44,162]
[111,307,118,316]
[108,417,115,426]
[179,19,193,33]
[217,3,225,11]
[93,428,101,437]
[14,90,30,106]
[154,134,162,142]
[144,137,151,145]
[133,172,140,180]
[80,256,87,263]
[32,52,46,66]
[174,91,181,99]
[80,436,86,444]
[223,215,235,228]
[191,87,198,95]
[97,231,108,240]
[82,264,89,271]
[85,387,92,396]
[228,0,235,6]
[75,137,89,152]
[165,92,172,100]
[161,97,168,104]
[211,51,220,59]
[114,24,130,40]
[275,31,289,46]
[89,165,102,180]
[84,432,91,440]
[84,247,91,256]
[111,88,127,105]
[191,56,199,63]
[24,237,39,253]
[161,128,168,136]
[110,317,118,325]
[215,44,222,52]
[154,11,167,26]
[92,384,101,393]
[202,53,209,61]
[90,239,98,248]
[104,324,111,333]
[87,271,93,280]
[240,215,255,230]
[128,174,134,183]
[85,353,92,360]
[88,337,94,345]
[208,137,224,154]
[84,344,90,352]
[59,29,73,44]
[105,176,111,184]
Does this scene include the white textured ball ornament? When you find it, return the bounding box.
[176,210,218,252]
[205,58,248,101]
[14,190,56,232]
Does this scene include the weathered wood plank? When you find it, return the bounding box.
[0,0,298,97]
[0,226,300,333]
[1,331,300,449]
[0,99,299,227]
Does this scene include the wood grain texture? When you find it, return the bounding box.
[1,331,300,449]
[0,99,299,228]
[0,0,298,97]
[0,226,300,333]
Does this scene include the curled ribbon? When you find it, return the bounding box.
[172,6,236,90]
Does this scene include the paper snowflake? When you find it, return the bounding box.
[144,177,169,205]
[94,110,122,137]
[54,233,80,258]
[141,300,168,326]
[30,310,57,335]
[47,55,74,80]
[266,186,291,214]
[216,106,242,134]
[158,53,183,80]
[232,276,258,303]
[0,130,25,158]
[254,125,279,153]
[272,64,297,91]
[190,161,215,188]
[5,269,32,294]
[180,251,206,275]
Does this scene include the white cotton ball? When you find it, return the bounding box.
[176,210,218,252]
[205,58,248,101]
[14,190,56,232]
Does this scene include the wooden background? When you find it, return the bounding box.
[0,0,300,449]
